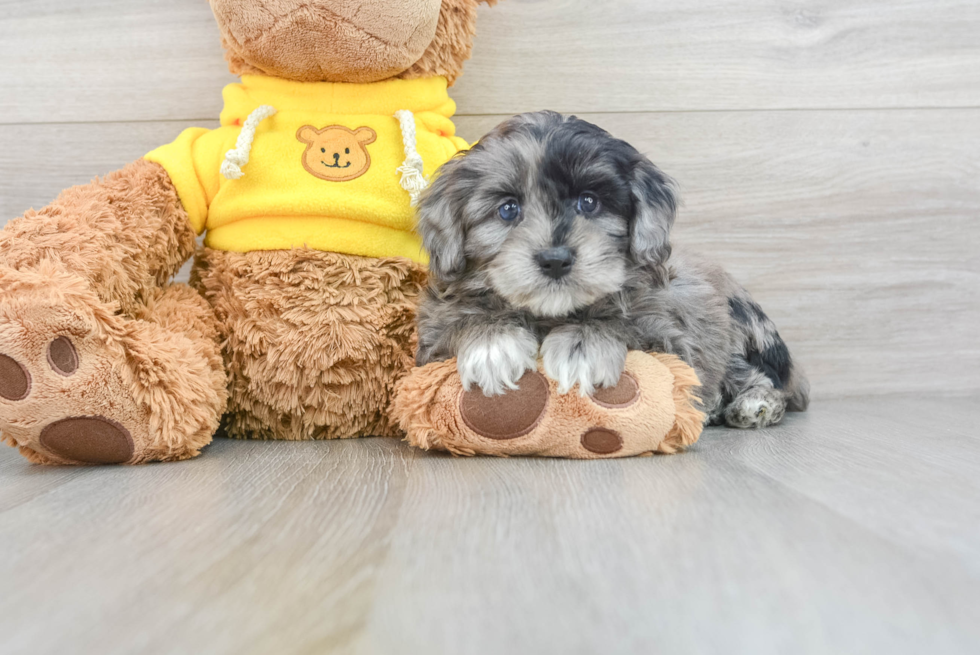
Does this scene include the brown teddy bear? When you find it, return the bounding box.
[0,0,500,465]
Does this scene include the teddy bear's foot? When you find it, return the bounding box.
[392,351,705,459]
[0,264,227,465]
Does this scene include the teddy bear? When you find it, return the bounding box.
[0,0,501,465]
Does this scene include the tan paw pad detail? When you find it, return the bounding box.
[39,416,135,465]
[0,354,30,401]
[590,372,640,408]
[47,337,79,376]
[581,428,624,454]
[460,371,549,440]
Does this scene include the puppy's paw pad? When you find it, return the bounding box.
[589,372,640,409]
[460,371,549,440]
[580,428,623,455]
[39,416,135,464]
[725,390,785,429]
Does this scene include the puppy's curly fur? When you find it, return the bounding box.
[415,111,809,428]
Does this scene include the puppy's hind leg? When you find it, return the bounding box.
[722,294,807,428]
[721,357,787,428]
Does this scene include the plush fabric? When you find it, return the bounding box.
[0,159,196,317]
[400,0,497,85]
[392,352,705,458]
[192,248,426,441]
[212,0,443,83]
[212,0,493,86]
[0,262,227,465]
[145,75,467,261]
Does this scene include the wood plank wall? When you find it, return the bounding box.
[1,0,978,399]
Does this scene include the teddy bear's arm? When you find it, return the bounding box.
[0,159,196,318]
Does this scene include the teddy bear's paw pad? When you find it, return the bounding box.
[460,370,549,440]
[0,319,148,465]
[0,353,31,401]
[39,416,134,465]
[589,373,640,409]
[47,336,79,376]
[580,428,624,455]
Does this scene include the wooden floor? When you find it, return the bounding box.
[1,394,978,654]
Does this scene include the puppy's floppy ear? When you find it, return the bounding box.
[629,156,677,269]
[417,157,469,281]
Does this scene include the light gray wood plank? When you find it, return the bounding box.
[0,444,86,513]
[3,0,980,125]
[363,399,980,655]
[0,0,235,125]
[455,0,980,114]
[726,394,980,569]
[0,120,217,219]
[1,395,978,654]
[0,437,416,655]
[3,110,976,398]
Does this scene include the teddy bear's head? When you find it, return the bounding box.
[209,0,498,84]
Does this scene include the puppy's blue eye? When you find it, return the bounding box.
[498,199,521,222]
[578,192,600,215]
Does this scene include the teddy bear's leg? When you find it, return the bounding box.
[193,247,425,440]
[393,352,706,459]
[0,160,198,316]
[0,273,227,464]
[0,160,227,464]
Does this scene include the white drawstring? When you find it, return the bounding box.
[220,105,277,180]
[394,109,428,206]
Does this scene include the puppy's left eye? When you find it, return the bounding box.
[498,199,521,222]
[577,192,600,215]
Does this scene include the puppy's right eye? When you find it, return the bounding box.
[498,199,521,222]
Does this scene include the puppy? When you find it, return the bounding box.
[414,111,808,428]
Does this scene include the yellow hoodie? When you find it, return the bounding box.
[145,75,469,264]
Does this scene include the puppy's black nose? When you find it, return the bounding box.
[535,247,576,280]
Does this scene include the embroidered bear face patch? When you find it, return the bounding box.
[296,125,377,182]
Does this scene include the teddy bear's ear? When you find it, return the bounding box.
[354,127,377,146]
[296,126,318,144]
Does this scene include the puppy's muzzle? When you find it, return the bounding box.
[535,247,576,280]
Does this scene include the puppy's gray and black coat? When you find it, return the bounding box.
[415,111,808,428]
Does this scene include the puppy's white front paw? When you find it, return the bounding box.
[542,326,627,396]
[457,328,539,396]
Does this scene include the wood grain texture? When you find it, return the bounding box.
[0,437,417,654]
[1,396,978,654]
[455,0,980,114]
[2,0,980,124]
[0,0,235,124]
[2,110,977,398]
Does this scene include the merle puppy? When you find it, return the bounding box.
[414,111,808,428]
